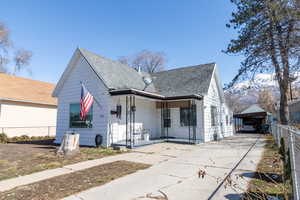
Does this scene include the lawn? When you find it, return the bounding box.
[244,134,291,199]
[0,160,150,200]
[0,139,125,181]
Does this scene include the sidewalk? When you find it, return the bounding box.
[64,134,265,200]
[0,142,197,192]
[0,134,265,200]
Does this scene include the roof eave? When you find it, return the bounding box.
[0,98,57,106]
[109,89,203,100]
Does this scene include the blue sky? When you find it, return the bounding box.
[1,0,243,85]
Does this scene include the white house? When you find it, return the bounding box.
[0,73,57,137]
[53,48,233,147]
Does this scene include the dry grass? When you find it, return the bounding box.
[245,134,292,199]
[0,160,150,200]
[0,141,126,181]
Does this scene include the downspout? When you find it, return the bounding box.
[133,96,136,146]
[160,102,163,139]
[194,100,197,143]
[125,96,128,147]
[166,101,169,141]
[202,98,205,142]
[188,100,191,144]
[129,96,132,148]
[219,103,223,138]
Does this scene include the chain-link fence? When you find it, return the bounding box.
[0,126,56,137]
[272,123,300,200]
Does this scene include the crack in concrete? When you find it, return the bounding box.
[133,151,156,155]
[164,174,189,180]
[132,190,168,200]
[160,154,177,158]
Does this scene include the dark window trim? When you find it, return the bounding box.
[211,106,217,126]
[180,105,197,127]
[69,103,93,128]
[163,108,171,128]
[226,115,229,125]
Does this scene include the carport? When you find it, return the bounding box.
[233,104,270,133]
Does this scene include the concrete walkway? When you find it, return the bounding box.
[63,134,265,200]
[0,143,193,192]
[0,134,265,199]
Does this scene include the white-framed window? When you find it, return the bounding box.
[211,106,217,126]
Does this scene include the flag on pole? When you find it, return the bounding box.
[80,82,94,120]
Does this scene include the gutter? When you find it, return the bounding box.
[109,89,203,100]
[0,98,57,107]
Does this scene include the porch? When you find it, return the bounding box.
[109,89,203,148]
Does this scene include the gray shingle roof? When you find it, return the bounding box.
[241,104,266,114]
[79,48,156,92]
[79,48,216,97]
[152,63,216,97]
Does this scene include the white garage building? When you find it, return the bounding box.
[0,73,57,137]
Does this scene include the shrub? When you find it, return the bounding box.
[19,135,30,141]
[7,135,55,143]
[0,133,8,144]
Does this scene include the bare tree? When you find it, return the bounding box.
[0,22,32,74]
[118,50,167,74]
[14,49,32,75]
[225,92,248,113]
[258,89,276,114]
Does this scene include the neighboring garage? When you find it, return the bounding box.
[234,104,272,133]
[0,73,57,137]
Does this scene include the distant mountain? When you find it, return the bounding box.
[225,73,300,104]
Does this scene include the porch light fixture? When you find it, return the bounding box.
[110,104,122,119]
[131,105,136,112]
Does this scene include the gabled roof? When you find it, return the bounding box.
[152,63,216,97]
[54,48,219,99]
[79,48,156,92]
[241,104,266,114]
[0,73,57,105]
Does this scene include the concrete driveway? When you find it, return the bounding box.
[64,134,265,200]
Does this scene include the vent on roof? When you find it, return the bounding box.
[142,76,153,91]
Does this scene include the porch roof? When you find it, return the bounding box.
[109,88,203,100]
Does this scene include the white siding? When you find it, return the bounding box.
[55,55,111,147]
[109,98,205,144]
[203,73,223,142]
[109,96,159,144]
[156,100,204,143]
[223,104,234,137]
[0,102,56,137]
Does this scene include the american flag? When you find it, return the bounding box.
[80,82,94,120]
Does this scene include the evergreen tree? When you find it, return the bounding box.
[225,0,300,124]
